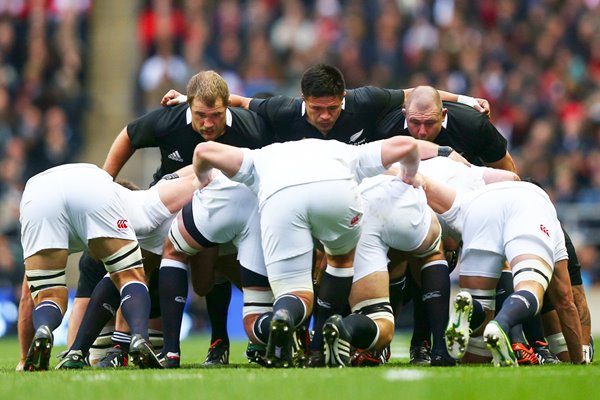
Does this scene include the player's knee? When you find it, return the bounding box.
[168,219,200,256]
[25,268,67,300]
[352,298,394,348]
[243,288,274,320]
[547,332,568,355]
[512,259,551,293]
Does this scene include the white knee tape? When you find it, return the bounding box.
[352,298,395,324]
[102,241,143,274]
[463,288,496,311]
[414,231,442,258]
[26,268,67,299]
[243,289,274,318]
[467,335,492,357]
[168,220,199,256]
[512,259,551,291]
[546,332,568,354]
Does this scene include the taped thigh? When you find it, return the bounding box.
[511,259,552,291]
[26,268,67,299]
[243,288,274,318]
[351,298,394,324]
[462,288,496,311]
[101,241,143,274]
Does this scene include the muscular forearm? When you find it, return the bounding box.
[103,128,135,179]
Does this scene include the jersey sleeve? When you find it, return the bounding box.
[249,96,299,123]
[354,86,405,119]
[475,116,508,164]
[126,107,167,149]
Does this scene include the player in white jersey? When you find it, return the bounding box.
[21,164,199,370]
[192,136,421,367]
[20,164,155,370]
[331,157,518,368]
[413,174,583,366]
[156,169,271,367]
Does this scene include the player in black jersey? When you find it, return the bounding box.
[162,65,489,368]
[46,71,275,370]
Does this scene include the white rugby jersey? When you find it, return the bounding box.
[232,139,385,205]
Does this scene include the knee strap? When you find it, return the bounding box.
[26,268,66,299]
[102,241,143,274]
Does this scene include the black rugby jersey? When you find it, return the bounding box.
[127,103,274,184]
[376,101,507,166]
[249,86,405,145]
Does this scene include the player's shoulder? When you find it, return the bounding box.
[130,103,189,130]
[444,101,489,124]
[251,95,302,120]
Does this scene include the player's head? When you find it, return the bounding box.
[186,71,230,141]
[403,86,447,142]
[301,64,346,134]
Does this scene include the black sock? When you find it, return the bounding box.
[344,313,378,349]
[523,313,547,345]
[206,280,231,344]
[389,275,407,316]
[310,267,353,351]
[252,311,273,344]
[273,294,306,327]
[470,299,486,331]
[495,271,514,314]
[120,282,151,340]
[421,262,450,352]
[32,301,63,331]
[410,287,431,348]
[112,331,131,352]
[71,276,120,354]
[159,264,188,353]
[495,290,539,333]
[509,324,528,344]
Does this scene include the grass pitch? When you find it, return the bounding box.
[0,335,597,400]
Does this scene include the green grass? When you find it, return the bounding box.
[0,335,598,400]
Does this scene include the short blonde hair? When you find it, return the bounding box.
[186,70,230,107]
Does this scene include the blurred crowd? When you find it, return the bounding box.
[0,0,90,303]
[1,0,600,301]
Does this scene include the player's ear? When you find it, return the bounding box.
[402,108,407,117]
[441,108,448,118]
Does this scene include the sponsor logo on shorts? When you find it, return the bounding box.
[117,219,128,230]
[350,214,361,226]
[539,224,549,237]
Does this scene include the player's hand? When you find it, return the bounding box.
[197,170,214,188]
[449,151,471,167]
[475,98,490,116]
[161,89,186,107]
[401,171,423,188]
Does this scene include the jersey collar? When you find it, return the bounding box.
[301,97,346,116]
[186,107,233,127]
[403,112,448,129]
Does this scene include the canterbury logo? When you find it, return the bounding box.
[168,150,184,162]
[349,129,364,143]
[175,296,187,303]
[422,291,441,301]
[102,303,116,316]
[117,219,128,229]
[350,214,361,226]
[539,224,549,237]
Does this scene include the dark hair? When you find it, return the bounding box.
[300,64,345,98]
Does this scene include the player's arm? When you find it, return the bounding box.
[160,89,254,110]
[403,88,490,115]
[484,152,517,173]
[193,142,245,185]
[102,126,136,179]
[547,259,585,364]
[416,140,471,166]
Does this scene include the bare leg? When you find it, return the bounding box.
[16,279,34,371]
